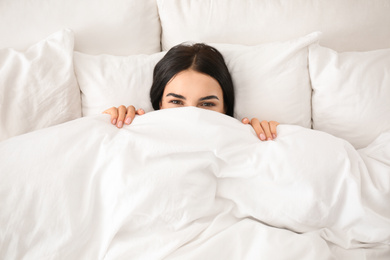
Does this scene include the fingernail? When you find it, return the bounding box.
[112,119,117,125]
[260,134,266,140]
[267,137,272,141]
[117,121,123,128]
[125,117,131,124]
[273,134,276,139]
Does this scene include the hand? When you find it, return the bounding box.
[103,105,145,128]
[241,117,279,141]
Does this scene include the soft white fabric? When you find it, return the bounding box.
[73,51,166,116]
[212,32,319,126]
[157,0,390,52]
[309,44,390,149]
[0,0,160,55]
[0,29,81,142]
[0,108,389,259]
[75,32,319,128]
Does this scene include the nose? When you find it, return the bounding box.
[184,103,197,108]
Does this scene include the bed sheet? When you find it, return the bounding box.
[0,107,389,259]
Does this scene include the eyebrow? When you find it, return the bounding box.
[166,93,219,101]
[166,93,186,100]
[199,95,219,101]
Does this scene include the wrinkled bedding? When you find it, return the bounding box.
[0,107,389,259]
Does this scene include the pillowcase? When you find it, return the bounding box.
[0,0,160,55]
[309,44,390,149]
[213,32,320,127]
[74,32,320,128]
[157,0,390,52]
[73,51,166,116]
[0,29,81,142]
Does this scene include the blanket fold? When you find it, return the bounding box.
[0,107,389,259]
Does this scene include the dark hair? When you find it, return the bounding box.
[150,43,235,117]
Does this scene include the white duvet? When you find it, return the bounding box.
[0,107,389,260]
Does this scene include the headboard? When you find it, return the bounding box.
[1,0,389,54]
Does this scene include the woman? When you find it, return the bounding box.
[103,43,278,141]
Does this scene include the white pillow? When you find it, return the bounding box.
[309,44,390,149]
[213,32,320,127]
[0,29,81,142]
[157,0,390,52]
[74,51,166,116]
[0,0,160,55]
[74,32,319,128]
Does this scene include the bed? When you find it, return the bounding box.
[0,0,389,259]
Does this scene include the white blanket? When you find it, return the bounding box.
[1,107,389,260]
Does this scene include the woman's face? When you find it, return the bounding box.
[160,69,225,113]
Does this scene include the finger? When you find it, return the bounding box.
[261,120,273,140]
[241,117,250,124]
[117,105,127,128]
[102,107,118,125]
[136,108,145,115]
[270,121,279,139]
[125,106,136,125]
[251,118,266,141]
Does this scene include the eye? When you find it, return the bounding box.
[200,102,216,107]
[169,100,183,105]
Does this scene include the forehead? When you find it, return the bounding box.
[164,69,223,95]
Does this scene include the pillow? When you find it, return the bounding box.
[74,51,166,116]
[0,29,81,142]
[309,44,390,149]
[157,0,390,52]
[74,32,319,128]
[213,32,320,127]
[0,0,160,55]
